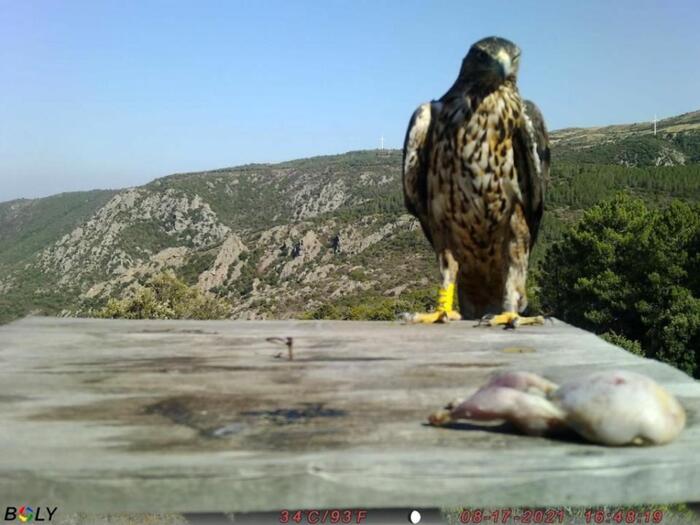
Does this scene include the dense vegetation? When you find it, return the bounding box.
[95,272,231,320]
[540,194,700,377]
[303,287,435,321]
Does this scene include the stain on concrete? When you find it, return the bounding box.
[241,403,346,424]
[294,356,399,362]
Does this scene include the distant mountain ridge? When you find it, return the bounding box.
[552,109,700,166]
[1,109,699,323]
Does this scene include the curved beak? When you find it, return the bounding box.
[495,49,513,79]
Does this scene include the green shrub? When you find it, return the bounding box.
[540,193,700,377]
[95,271,230,320]
[600,332,644,356]
[302,287,436,321]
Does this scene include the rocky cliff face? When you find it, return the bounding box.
[40,189,230,286]
[1,150,435,320]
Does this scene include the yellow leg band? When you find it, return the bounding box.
[437,283,455,313]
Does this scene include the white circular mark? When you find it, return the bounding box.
[409,510,422,524]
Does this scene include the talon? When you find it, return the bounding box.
[406,310,461,324]
[523,315,545,326]
[444,310,462,321]
[399,312,415,323]
[481,312,545,328]
[478,314,495,326]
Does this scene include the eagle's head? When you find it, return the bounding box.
[461,36,521,87]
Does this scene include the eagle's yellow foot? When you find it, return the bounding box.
[408,309,462,324]
[480,312,545,328]
[404,283,461,324]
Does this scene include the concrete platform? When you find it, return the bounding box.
[0,316,698,512]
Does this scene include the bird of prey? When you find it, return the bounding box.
[402,36,549,327]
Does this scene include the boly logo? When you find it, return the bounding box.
[4,506,57,522]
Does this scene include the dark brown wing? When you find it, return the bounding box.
[513,100,549,247]
[402,102,438,248]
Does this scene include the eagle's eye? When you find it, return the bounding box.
[473,48,486,60]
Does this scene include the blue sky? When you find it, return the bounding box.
[1,0,698,201]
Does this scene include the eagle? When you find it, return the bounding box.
[402,36,549,327]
